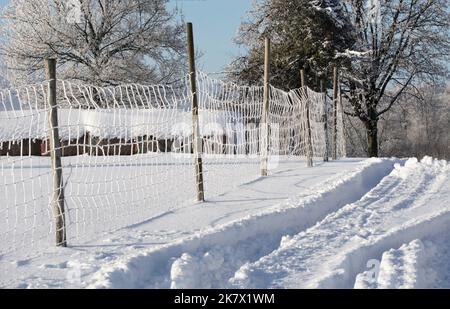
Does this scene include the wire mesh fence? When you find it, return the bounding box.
[0,70,345,259]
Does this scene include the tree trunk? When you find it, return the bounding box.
[365,119,378,157]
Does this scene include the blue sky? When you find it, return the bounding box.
[169,0,253,72]
[0,0,253,73]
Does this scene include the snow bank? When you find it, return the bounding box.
[354,239,436,289]
[87,158,399,288]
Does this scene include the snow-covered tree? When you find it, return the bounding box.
[344,84,450,159]
[0,0,186,86]
[338,0,449,157]
[378,85,450,159]
[228,0,354,91]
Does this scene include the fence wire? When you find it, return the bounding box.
[0,71,345,259]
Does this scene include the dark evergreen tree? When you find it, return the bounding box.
[228,0,354,91]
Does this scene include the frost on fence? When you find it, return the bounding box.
[0,83,53,257]
[0,72,345,259]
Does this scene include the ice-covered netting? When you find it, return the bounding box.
[0,71,345,259]
[193,72,263,198]
[0,80,196,256]
[0,83,53,257]
[271,86,328,158]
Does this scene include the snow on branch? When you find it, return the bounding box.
[335,49,372,59]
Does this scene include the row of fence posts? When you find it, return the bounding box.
[259,38,343,169]
[44,23,344,247]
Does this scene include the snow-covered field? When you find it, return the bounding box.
[1,156,449,289]
[0,153,263,253]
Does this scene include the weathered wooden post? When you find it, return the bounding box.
[301,70,313,167]
[338,84,346,157]
[332,66,338,160]
[45,59,67,247]
[186,23,205,202]
[261,37,270,176]
[321,79,329,162]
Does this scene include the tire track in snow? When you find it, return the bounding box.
[87,158,400,288]
[230,157,449,289]
[354,238,441,289]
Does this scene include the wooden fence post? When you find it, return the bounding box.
[321,79,329,162]
[332,66,338,160]
[301,70,313,167]
[338,84,346,157]
[45,59,67,247]
[261,37,270,176]
[186,23,205,202]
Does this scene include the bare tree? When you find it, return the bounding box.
[0,0,186,86]
[338,0,449,157]
[0,63,9,88]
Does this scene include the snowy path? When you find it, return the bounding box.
[3,157,448,289]
[86,158,398,288]
[354,218,450,289]
[1,158,380,288]
[354,234,450,289]
[230,157,450,288]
